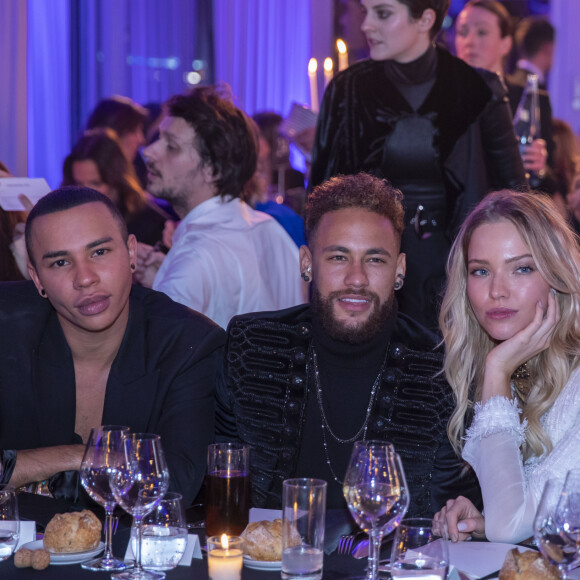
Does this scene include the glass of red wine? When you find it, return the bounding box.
[205,442,250,537]
[110,433,170,580]
[80,425,130,571]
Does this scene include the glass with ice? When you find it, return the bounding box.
[131,492,187,571]
[390,518,449,580]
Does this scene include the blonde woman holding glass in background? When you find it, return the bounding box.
[434,190,580,544]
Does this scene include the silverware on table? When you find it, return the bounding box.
[337,531,365,555]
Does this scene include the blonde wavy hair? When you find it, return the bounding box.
[441,190,580,460]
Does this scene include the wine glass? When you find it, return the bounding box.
[534,478,580,578]
[343,440,408,580]
[80,425,130,571]
[111,433,170,580]
[558,470,580,570]
[0,486,19,562]
[381,453,409,537]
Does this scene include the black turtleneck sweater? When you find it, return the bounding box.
[294,309,396,508]
[384,43,438,111]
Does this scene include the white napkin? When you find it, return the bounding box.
[15,521,36,550]
[249,508,282,522]
[448,542,531,578]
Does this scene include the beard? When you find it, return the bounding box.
[311,286,395,344]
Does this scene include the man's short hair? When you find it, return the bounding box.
[305,173,405,244]
[166,85,258,199]
[516,17,555,59]
[26,186,129,267]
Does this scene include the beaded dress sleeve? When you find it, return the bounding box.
[462,367,580,543]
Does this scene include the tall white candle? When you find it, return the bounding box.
[337,39,348,71]
[308,58,319,113]
[323,57,333,88]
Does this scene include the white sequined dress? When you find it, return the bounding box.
[462,366,580,543]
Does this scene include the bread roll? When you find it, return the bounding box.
[43,510,102,553]
[241,519,301,561]
[31,549,51,570]
[14,548,33,568]
[499,548,559,580]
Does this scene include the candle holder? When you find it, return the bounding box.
[207,535,244,580]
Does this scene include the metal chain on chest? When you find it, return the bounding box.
[309,345,389,484]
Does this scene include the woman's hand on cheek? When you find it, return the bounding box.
[482,289,560,401]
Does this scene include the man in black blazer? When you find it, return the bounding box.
[216,173,481,519]
[0,187,225,505]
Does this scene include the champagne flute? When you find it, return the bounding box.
[343,441,408,580]
[111,433,170,580]
[534,478,580,578]
[80,425,130,571]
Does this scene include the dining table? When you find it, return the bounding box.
[0,493,368,580]
[5,493,580,580]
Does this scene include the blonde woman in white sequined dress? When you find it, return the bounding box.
[434,190,580,543]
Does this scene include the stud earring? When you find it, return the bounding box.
[40,289,47,297]
[394,281,402,290]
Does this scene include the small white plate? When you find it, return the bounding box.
[21,540,105,566]
[243,555,282,571]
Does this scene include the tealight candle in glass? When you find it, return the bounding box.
[207,534,244,580]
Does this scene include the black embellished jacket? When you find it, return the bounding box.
[216,305,482,517]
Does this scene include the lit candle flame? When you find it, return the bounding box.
[323,58,333,73]
[220,534,229,550]
[336,39,348,71]
[308,58,318,74]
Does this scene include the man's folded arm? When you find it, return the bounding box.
[5,445,84,489]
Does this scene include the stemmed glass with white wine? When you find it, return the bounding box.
[343,440,409,580]
[110,433,170,580]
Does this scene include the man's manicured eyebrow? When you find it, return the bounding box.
[86,237,113,250]
[322,245,391,257]
[41,237,113,260]
[41,250,69,261]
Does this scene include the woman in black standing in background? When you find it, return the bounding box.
[310,0,526,331]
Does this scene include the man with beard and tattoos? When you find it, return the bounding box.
[216,173,481,518]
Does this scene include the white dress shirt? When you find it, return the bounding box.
[153,196,304,328]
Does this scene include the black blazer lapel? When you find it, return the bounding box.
[102,295,161,433]
[34,314,77,447]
